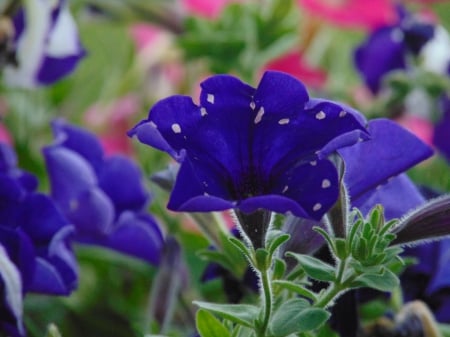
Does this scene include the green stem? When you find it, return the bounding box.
[257,267,273,337]
[314,258,347,309]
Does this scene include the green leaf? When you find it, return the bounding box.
[270,298,330,336]
[286,253,336,282]
[266,231,291,256]
[231,325,255,337]
[272,258,286,280]
[196,309,232,337]
[197,250,234,271]
[334,238,348,260]
[352,268,399,292]
[272,280,317,301]
[255,248,270,271]
[193,301,259,328]
[228,237,252,262]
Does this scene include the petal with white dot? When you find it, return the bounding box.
[171,123,182,134]
[316,111,326,120]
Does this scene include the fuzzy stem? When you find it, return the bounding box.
[257,267,273,337]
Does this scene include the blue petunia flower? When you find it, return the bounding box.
[0,142,78,337]
[354,7,449,93]
[43,119,164,265]
[129,71,369,223]
[3,0,86,88]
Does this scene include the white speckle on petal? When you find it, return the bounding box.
[339,110,347,118]
[203,192,209,196]
[149,121,157,128]
[203,181,208,187]
[322,179,331,188]
[310,160,317,166]
[200,107,208,116]
[254,107,265,124]
[391,28,404,43]
[171,123,182,133]
[316,111,326,120]
[278,118,290,125]
[207,94,215,104]
[282,185,289,193]
[250,101,256,110]
[313,203,322,211]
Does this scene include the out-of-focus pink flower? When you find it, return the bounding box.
[181,0,244,19]
[84,95,141,156]
[396,115,434,147]
[0,124,12,145]
[297,0,398,30]
[263,50,327,89]
[129,23,184,100]
[129,23,164,52]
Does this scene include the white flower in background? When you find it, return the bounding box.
[3,0,85,88]
[421,25,450,75]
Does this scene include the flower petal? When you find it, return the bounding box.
[107,211,164,265]
[393,194,450,245]
[354,26,406,93]
[43,145,97,208]
[340,119,433,202]
[0,244,24,337]
[98,156,150,214]
[352,174,425,220]
[243,159,339,220]
[50,119,104,173]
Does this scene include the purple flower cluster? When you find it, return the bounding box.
[44,119,164,265]
[0,142,78,337]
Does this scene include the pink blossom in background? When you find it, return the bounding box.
[129,23,184,100]
[0,124,12,145]
[84,95,141,156]
[129,23,164,52]
[297,0,398,30]
[181,0,244,19]
[263,50,327,89]
[396,115,434,147]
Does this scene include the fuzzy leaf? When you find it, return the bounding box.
[352,268,399,292]
[196,309,232,337]
[270,298,330,336]
[286,253,335,282]
[193,301,258,328]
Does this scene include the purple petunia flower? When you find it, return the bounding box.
[129,71,369,223]
[0,142,78,337]
[354,7,449,93]
[3,0,86,88]
[43,119,164,265]
[433,95,450,162]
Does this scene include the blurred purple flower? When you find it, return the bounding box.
[401,238,450,323]
[43,119,164,265]
[129,71,369,221]
[354,8,448,93]
[3,0,85,88]
[0,142,78,337]
[433,95,450,162]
